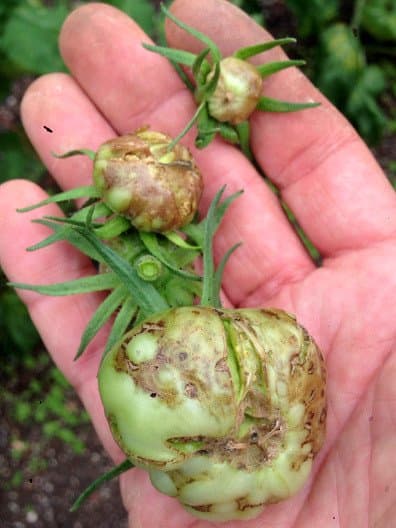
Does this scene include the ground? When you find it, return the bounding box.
[0,381,128,528]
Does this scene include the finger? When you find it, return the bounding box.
[21,73,115,191]
[0,179,122,460]
[120,470,197,528]
[167,0,396,258]
[55,2,314,306]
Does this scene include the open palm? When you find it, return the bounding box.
[1,1,395,526]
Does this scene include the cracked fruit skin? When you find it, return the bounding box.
[98,306,326,522]
[93,130,203,232]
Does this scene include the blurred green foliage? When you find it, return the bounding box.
[0,1,395,455]
[361,0,396,41]
[284,0,396,144]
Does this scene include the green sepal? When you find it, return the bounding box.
[192,48,211,85]
[94,215,131,239]
[233,38,297,60]
[161,4,222,62]
[74,202,112,221]
[217,122,240,144]
[195,60,220,102]
[53,148,96,161]
[182,221,205,247]
[16,186,99,212]
[72,226,169,318]
[257,59,305,78]
[139,232,201,281]
[256,96,321,112]
[9,273,120,296]
[142,43,196,67]
[70,459,134,512]
[195,105,219,149]
[163,231,200,250]
[74,284,126,360]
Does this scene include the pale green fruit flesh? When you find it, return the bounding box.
[98,306,326,521]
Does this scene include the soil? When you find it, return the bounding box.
[0,385,128,528]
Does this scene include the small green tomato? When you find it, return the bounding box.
[98,306,326,521]
[208,57,263,125]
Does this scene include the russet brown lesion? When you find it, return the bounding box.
[102,306,327,519]
[94,130,203,232]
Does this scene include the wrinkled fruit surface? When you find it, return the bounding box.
[93,129,203,232]
[98,306,326,521]
[208,57,262,125]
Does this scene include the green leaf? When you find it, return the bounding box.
[171,60,195,92]
[234,38,297,60]
[27,220,105,262]
[53,148,96,161]
[104,297,138,357]
[361,0,396,41]
[257,60,305,78]
[70,459,134,512]
[75,285,127,360]
[28,202,126,259]
[17,186,99,212]
[0,2,68,74]
[9,273,120,296]
[161,4,221,62]
[212,242,242,299]
[167,101,206,150]
[201,187,243,307]
[256,96,320,112]
[142,43,196,66]
[235,121,251,159]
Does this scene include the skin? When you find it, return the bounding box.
[0,0,395,526]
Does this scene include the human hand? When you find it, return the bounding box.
[1,0,395,526]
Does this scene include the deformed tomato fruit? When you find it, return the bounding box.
[99,306,326,521]
[93,129,203,232]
